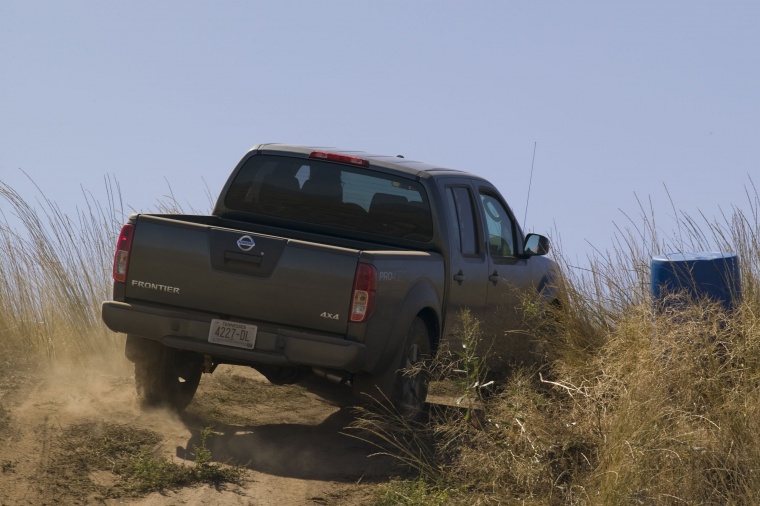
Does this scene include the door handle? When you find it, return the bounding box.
[453,270,466,284]
[489,271,500,284]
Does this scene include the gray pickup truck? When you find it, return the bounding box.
[101,144,558,418]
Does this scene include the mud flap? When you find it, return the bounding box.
[351,326,413,405]
[125,334,163,364]
[352,360,398,405]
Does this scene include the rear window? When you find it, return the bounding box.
[225,154,433,241]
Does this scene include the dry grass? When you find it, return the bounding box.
[358,184,760,505]
[46,421,243,501]
[0,176,244,499]
[0,176,124,365]
[3,174,760,504]
[0,173,205,367]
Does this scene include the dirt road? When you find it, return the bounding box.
[0,358,397,505]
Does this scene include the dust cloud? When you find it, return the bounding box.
[0,345,396,505]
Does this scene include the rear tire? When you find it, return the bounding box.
[390,317,431,422]
[134,346,203,411]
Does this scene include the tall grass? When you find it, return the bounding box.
[0,174,212,369]
[3,172,760,503]
[0,176,125,365]
[357,184,760,505]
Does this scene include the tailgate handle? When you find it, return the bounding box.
[224,251,264,266]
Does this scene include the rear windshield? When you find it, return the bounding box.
[225,154,433,241]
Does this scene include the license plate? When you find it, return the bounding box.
[208,319,257,350]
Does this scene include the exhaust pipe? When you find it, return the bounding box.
[312,367,351,385]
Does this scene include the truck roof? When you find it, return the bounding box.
[252,143,481,180]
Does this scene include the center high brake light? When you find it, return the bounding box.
[112,224,135,283]
[309,151,370,167]
[350,263,377,322]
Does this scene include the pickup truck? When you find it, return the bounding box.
[101,144,558,419]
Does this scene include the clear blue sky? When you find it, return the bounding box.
[2,2,758,265]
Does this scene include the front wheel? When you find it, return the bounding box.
[134,346,203,411]
[390,317,432,422]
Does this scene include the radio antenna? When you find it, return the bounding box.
[523,141,537,231]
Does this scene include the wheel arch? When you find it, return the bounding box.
[416,307,441,355]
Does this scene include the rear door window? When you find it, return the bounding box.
[445,186,479,255]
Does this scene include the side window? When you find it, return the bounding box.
[446,186,479,255]
[479,192,516,258]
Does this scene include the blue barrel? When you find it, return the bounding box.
[651,252,741,310]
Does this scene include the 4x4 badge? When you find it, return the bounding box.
[237,235,255,251]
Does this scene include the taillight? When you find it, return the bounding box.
[309,151,369,167]
[112,224,135,283]
[350,263,377,322]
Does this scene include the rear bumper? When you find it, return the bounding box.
[101,301,367,372]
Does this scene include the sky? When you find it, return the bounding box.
[2,1,758,268]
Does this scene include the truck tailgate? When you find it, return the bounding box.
[124,215,359,335]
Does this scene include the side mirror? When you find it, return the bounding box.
[524,233,550,256]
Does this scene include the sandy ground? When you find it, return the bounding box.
[0,358,398,505]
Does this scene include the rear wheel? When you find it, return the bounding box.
[134,346,203,411]
[390,317,432,422]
